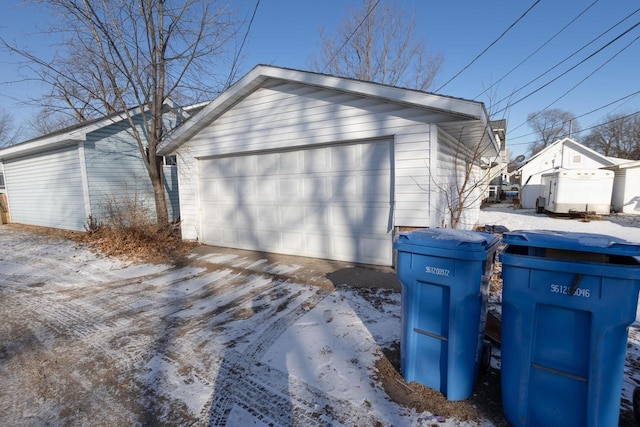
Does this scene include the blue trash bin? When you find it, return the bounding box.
[500,230,640,427]
[394,228,499,401]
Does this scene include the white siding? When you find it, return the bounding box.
[520,141,613,208]
[163,165,180,222]
[615,168,640,214]
[84,121,154,219]
[4,145,87,231]
[178,81,440,240]
[436,128,482,229]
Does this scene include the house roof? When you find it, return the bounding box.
[0,99,189,161]
[604,159,640,170]
[518,137,618,171]
[159,65,499,156]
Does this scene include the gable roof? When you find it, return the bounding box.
[604,159,640,170]
[159,65,499,156]
[519,137,617,170]
[0,99,189,161]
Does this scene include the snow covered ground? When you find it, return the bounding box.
[1,206,640,426]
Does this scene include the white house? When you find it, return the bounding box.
[518,138,620,209]
[160,65,500,266]
[605,160,640,214]
[0,104,186,231]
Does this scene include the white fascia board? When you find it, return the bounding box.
[159,65,493,154]
[0,134,85,160]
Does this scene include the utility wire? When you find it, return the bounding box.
[322,0,382,73]
[493,7,640,109]
[507,89,640,142]
[495,19,640,115]
[434,0,541,92]
[529,33,640,120]
[508,110,640,148]
[224,0,261,89]
[474,0,599,100]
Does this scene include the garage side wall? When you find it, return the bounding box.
[177,80,440,241]
[3,145,87,231]
[84,121,155,222]
[616,168,640,214]
[436,128,482,230]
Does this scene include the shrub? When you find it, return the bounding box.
[85,193,193,264]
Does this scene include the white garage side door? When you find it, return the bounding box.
[198,140,394,265]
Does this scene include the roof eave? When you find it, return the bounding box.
[159,65,498,155]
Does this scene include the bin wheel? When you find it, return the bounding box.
[481,340,492,373]
[634,387,640,423]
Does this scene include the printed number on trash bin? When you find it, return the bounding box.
[550,284,590,297]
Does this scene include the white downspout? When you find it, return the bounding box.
[77,141,92,219]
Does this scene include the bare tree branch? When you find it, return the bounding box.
[3,0,242,224]
[310,0,443,91]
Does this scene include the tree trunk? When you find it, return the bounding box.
[148,153,169,225]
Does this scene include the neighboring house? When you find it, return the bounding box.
[160,65,499,266]
[604,160,640,214]
[0,104,186,232]
[518,138,620,209]
[0,165,5,193]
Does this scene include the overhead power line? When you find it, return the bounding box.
[507,89,640,142]
[474,0,599,100]
[322,0,382,73]
[495,19,640,115]
[224,0,261,89]
[493,7,640,111]
[508,110,640,149]
[434,0,541,93]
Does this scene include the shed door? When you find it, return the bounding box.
[198,139,394,265]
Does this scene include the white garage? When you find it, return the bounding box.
[199,140,393,264]
[161,65,499,266]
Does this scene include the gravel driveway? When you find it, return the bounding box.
[0,225,429,426]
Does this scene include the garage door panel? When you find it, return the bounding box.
[199,139,393,265]
[303,176,328,198]
[303,149,330,172]
[330,145,358,171]
[282,232,304,252]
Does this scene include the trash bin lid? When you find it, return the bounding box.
[395,228,499,252]
[502,230,640,257]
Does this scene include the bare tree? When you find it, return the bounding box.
[4,0,240,224]
[582,112,640,159]
[310,0,443,91]
[0,108,20,148]
[526,108,579,155]
[434,130,499,229]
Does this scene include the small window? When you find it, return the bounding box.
[572,155,582,164]
[164,155,177,166]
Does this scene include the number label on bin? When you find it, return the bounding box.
[550,284,591,298]
[425,266,451,277]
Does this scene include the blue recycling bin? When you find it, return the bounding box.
[500,230,640,427]
[394,228,499,401]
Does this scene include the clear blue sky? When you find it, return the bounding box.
[1,0,639,158]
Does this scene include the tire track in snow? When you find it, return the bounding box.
[203,348,379,427]
[198,289,383,427]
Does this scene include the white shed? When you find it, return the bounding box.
[518,138,618,209]
[605,160,640,214]
[0,105,185,231]
[161,65,499,266]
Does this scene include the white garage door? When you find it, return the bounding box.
[198,140,393,265]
